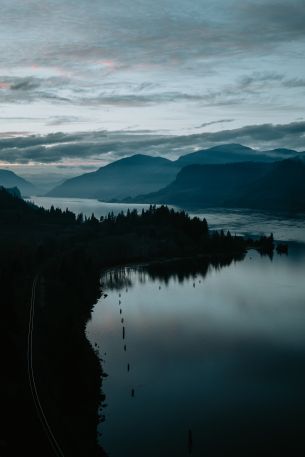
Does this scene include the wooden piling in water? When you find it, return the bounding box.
[188,429,193,454]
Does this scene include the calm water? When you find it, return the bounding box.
[87,244,305,456]
[31,197,305,455]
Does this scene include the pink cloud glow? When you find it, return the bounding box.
[98,60,117,69]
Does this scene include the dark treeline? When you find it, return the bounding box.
[0,186,274,263]
[0,187,274,456]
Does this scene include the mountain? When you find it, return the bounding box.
[47,144,304,201]
[0,185,26,211]
[0,185,39,228]
[0,169,35,196]
[133,161,271,206]
[229,157,305,211]
[2,186,22,198]
[263,148,300,159]
[176,144,299,166]
[132,158,305,212]
[47,154,180,201]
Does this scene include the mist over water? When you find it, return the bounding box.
[189,208,305,243]
[28,196,153,220]
[30,197,305,242]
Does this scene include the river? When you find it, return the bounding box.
[31,196,305,456]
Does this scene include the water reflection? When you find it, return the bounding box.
[101,253,245,291]
[87,247,305,456]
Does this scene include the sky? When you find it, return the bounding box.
[0,0,305,177]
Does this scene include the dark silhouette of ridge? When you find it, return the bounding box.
[131,158,305,211]
[229,157,305,211]
[0,169,35,196]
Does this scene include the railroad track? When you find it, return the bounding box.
[27,275,65,457]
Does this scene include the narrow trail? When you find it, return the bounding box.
[27,275,65,457]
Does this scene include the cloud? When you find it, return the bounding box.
[0,74,212,107]
[10,77,41,91]
[0,75,71,104]
[241,0,305,42]
[238,72,284,89]
[0,132,84,150]
[283,78,305,88]
[200,121,305,146]
[196,119,235,129]
[0,121,304,165]
[1,1,305,72]
[79,91,207,107]
[0,0,304,134]
[46,115,87,126]
[1,70,303,110]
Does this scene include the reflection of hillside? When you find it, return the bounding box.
[102,269,133,291]
[101,253,245,290]
[145,254,245,284]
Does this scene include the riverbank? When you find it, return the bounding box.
[0,256,108,457]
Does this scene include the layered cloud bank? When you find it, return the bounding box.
[0,122,304,170]
[0,0,305,137]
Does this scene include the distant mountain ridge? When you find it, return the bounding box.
[0,169,35,196]
[47,144,303,201]
[176,144,300,166]
[48,154,180,200]
[132,158,305,212]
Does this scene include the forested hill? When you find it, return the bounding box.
[47,154,180,201]
[0,185,75,223]
[0,169,35,196]
[46,144,303,201]
[0,185,276,260]
[131,158,305,212]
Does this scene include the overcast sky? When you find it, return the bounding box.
[0,0,305,172]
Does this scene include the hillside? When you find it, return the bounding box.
[47,154,180,200]
[47,145,303,201]
[176,144,300,166]
[229,158,305,211]
[0,169,35,196]
[132,158,305,212]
